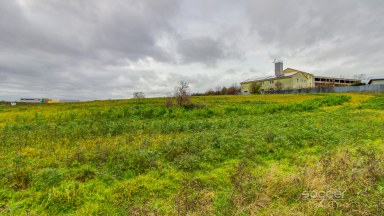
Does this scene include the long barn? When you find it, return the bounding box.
[240,61,360,93]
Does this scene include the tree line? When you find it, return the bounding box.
[191,84,241,96]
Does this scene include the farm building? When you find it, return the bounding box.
[20,98,50,103]
[367,78,384,85]
[240,61,360,93]
[314,76,359,87]
[19,98,79,103]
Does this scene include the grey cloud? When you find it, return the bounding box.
[177,37,232,66]
[0,0,383,100]
[0,0,178,60]
[246,0,384,51]
[0,0,181,100]
[244,0,384,79]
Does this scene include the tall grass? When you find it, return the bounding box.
[0,93,383,215]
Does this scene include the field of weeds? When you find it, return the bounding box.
[0,93,383,215]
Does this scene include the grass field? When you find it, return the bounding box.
[0,93,383,215]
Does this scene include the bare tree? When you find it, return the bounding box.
[174,81,191,107]
[227,84,241,95]
[215,86,222,95]
[275,81,284,92]
[297,86,303,93]
[133,92,145,103]
[133,92,145,99]
[249,82,261,94]
[354,73,366,80]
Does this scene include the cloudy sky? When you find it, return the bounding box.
[0,0,383,100]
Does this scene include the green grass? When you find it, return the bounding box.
[0,93,383,215]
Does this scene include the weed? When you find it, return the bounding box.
[0,93,382,214]
[33,168,63,190]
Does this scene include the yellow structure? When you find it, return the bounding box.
[48,100,60,104]
[241,61,360,93]
[241,68,314,93]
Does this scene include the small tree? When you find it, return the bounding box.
[249,82,261,94]
[227,84,241,95]
[133,92,145,99]
[230,83,241,95]
[206,89,215,95]
[174,81,191,107]
[297,86,303,93]
[215,86,222,95]
[275,81,284,93]
[133,92,145,103]
[221,87,228,95]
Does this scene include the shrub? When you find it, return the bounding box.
[174,177,211,215]
[123,150,158,175]
[360,95,384,110]
[73,165,97,182]
[33,168,63,190]
[6,156,33,190]
[174,154,201,171]
[249,82,261,94]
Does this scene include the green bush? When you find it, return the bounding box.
[33,168,63,190]
[360,95,384,110]
[73,165,97,182]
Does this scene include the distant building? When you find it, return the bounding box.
[48,99,60,104]
[241,67,315,93]
[367,78,384,85]
[240,61,360,93]
[314,76,359,87]
[20,98,50,103]
[58,99,80,103]
[20,98,79,103]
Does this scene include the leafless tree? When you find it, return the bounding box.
[227,84,241,95]
[174,81,191,107]
[133,92,145,99]
[215,86,222,95]
[297,86,303,93]
[354,73,366,80]
[249,82,261,94]
[275,81,284,92]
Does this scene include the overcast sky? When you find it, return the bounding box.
[0,0,383,100]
